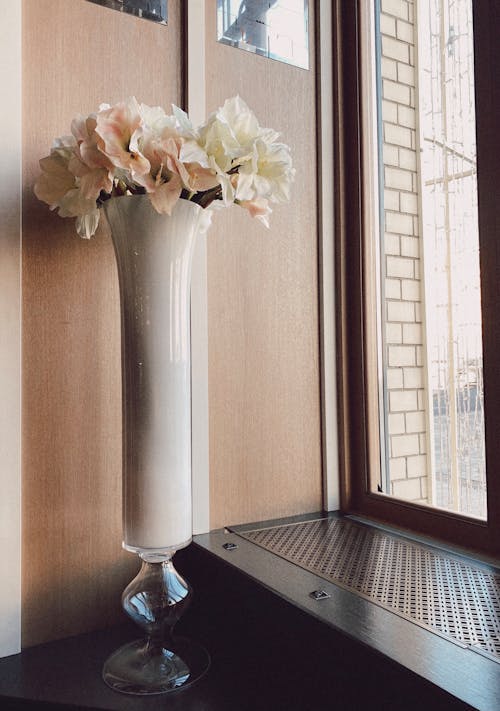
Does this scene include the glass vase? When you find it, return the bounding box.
[101,195,211,694]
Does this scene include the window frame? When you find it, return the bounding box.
[333,0,500,559]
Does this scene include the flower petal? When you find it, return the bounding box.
[57,187,97,218]
[76,208,100,238]
[238,197,271,227]
[79,167,113,201]
[95,97,147,173]
[149,175,182,214]
[184,162,218,192]
[34,155,76,207]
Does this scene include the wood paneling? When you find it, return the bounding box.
[22,0,323,645]
[21,0,183,647]
[205,0,323,528]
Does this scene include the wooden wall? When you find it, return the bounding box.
[205,0,323,529]
[20,0,322,646]
[21,0,183,647]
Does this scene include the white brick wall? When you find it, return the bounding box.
[387,368,404,388]
[386,278,401,299]
[389,389,418,412]
[392,433,420,457]
[379,0,428,503]
[383,79,411,105]
[382,0,409,20]
[387,300,415,322]
[382,100,398,123]
[385,166,413,191]
[403,367,424,388]
[388,345,416,367]
[382,37,410,64]
[386,255,414,279]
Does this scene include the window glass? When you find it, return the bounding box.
[372,0,485,518]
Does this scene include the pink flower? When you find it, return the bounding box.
[238,197,272,228]
[138,121,217,192]
[69,115,114,201]
[161,148,217,194]
[136,120,218,207]
[149,173,183,215]
[71,114,113,172]
[183,162,218,192]
[95,97,151,182]
[134,128,182,192]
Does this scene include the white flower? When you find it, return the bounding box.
[198,96,261,173]
[178,139,211,168]
[34,136,78,209]
[76,208,101,239]
[236,138,295,204]
[57,186,98,219]
[34,132,105,239]
[197,96,294,207]
[171,104,197,138]
[139,103,170,131]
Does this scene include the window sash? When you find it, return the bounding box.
[334,0,500,558]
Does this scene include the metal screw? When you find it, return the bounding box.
[309,589,331,600]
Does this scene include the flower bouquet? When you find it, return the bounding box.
[34,95,294,237]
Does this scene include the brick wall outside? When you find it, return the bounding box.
[380,0,429,503]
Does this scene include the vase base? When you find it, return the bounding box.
[102,637,210,695]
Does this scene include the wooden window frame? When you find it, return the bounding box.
[334,0,500,560]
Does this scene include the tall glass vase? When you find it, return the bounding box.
[102,195,211,695]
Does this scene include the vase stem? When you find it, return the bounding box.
[103,550,210,695]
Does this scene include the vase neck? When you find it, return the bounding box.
[139,551,175,564]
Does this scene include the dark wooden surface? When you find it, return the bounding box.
[196,529,497,711]
[0,540,482,710]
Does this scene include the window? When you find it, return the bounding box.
[368,0,486,518]
[334,0,500,557]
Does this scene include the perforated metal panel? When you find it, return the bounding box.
[236,517,500,662]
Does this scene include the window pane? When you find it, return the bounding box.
[372,0,485,518]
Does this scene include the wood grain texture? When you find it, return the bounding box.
[21,0,182,647]
[205,0,323,529]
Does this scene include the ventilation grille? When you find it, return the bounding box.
[236,517,500,662]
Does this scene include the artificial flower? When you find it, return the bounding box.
[34,96,294,237]
[149,173,183,215]
[34,147,77,209]
[95,97,151,181]
[238,197,272,228]
[197,96,261,172]
[236,138,295,204]
[76,209,100,239]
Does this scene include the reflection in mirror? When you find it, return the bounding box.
[86,0,167,24]
[217,0,309,70]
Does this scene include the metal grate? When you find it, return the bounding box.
[235,516,500,662]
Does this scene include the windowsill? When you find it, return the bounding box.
[1,516,496,710]
[195,511,500,711]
